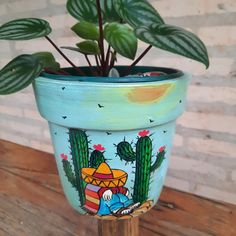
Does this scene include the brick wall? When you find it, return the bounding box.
[0,0,235,204]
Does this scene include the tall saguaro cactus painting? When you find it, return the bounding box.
[61,129,105,206]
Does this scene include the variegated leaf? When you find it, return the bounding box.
[135,23,209,68]
[33,52,60,71]
[104,23,137,60]
[0,18,51,40]
[114,0,164,27]
[0,55,44,94]
[100,0,121,22]
[66,0,98,23]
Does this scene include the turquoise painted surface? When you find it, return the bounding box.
[33,68,189,131]
[33,67,190,219]
[49,123,175,216]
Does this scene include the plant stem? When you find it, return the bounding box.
[85,55,98,76]
[124,45,153,76]
[44,68,70,75]
[95,55,102,75]
[109,51,117,69]
[98,55,102,65]
[105,45,111,65]
[58,70,71,75]
[45,36,85,76]
[105,45,111,75]
[96,0,105,76]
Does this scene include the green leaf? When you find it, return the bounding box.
[33,52,60,71]
[135,23,210,68]
[0,18,52,40]
[114,0,164,27]
[61,41,100,55]
[76,41,100,55]
[67,0,98,23]
[0,55,44,95]
[104,23,137,60]
[100,0,121,22]
[67,0,121,24]
[71,21,99,40]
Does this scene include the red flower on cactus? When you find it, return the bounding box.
[138,130,150,137]
[159,146,166,152]
[60,153,68,160]
[93,144,105,151]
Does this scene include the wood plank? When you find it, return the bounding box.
[140,190,236,236]
[0,193,79,236]
[0,139,235,236]
[0,140,97,236]
[98,218,139,236]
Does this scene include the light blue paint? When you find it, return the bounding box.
[33,66,190,218]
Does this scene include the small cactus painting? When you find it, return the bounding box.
[60,128,166,218]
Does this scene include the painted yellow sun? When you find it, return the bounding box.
[127,84,174,103]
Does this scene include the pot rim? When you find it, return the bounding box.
[40,66,185,84]
[34,66,190,130]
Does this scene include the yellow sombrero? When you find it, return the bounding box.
[81,163,128,188]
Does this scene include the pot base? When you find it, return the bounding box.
[49,122,175,218]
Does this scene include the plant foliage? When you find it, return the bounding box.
[114,0,164,27]
[104,23,137,59]
[67,0,98,23]
[0,18,51,40]
[0,0,209,94]
[71,21,99,40]
[0,55,43,94]
[135,23,209,68]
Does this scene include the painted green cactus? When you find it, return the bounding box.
[61,128,165,206]
[134,133,153,204]
[62,157,76,187]
[90,149,106,168]
[61,129,105,206]
[116,129,166,204]
[116,141,136,162]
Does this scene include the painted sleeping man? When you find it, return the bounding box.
[82,162,140,216]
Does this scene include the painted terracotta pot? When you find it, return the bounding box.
[33,66,190,220]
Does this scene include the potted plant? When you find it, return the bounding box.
[0,0,209,220]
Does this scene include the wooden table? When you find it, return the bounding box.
[0,139,235,236]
